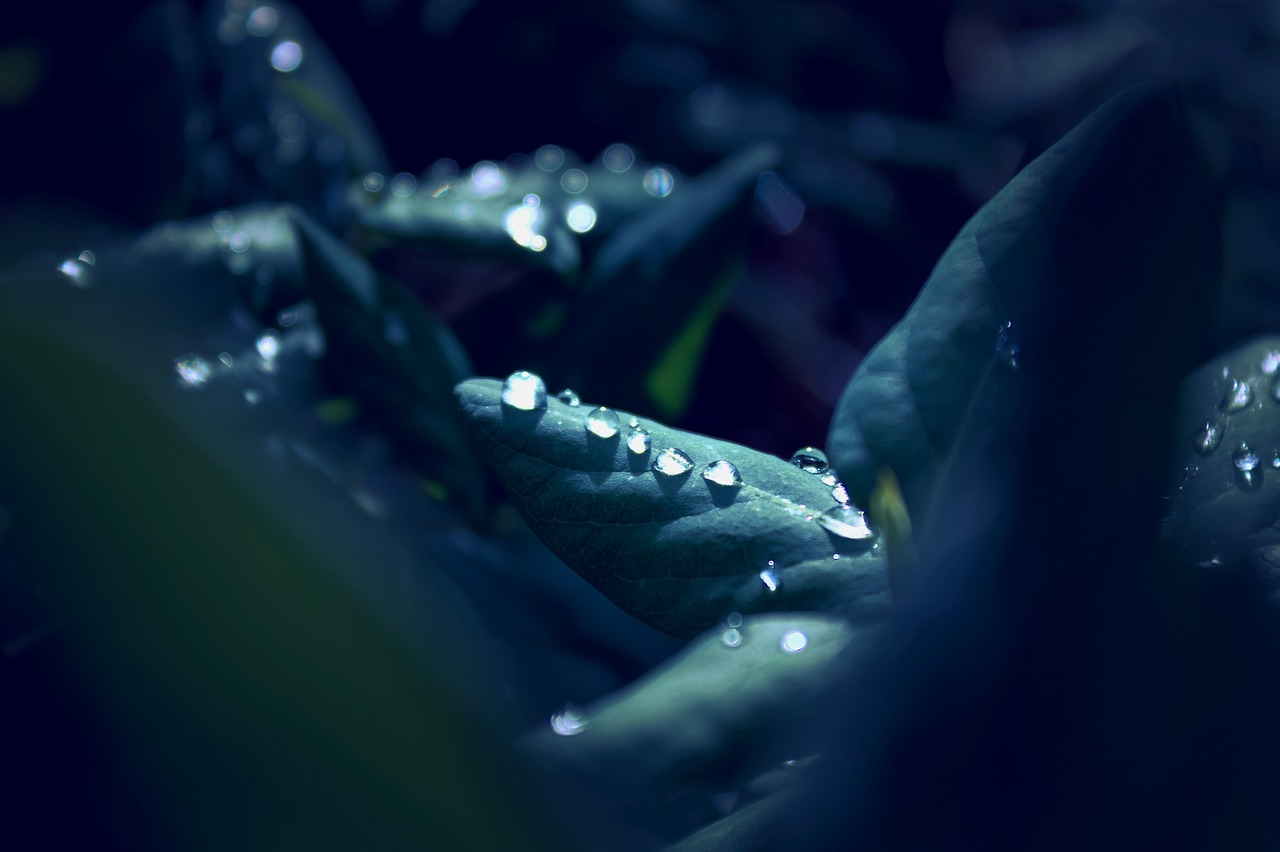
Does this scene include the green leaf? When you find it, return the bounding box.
[455,377,889,637]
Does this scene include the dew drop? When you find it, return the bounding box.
[585,406,620,439]
[721,627,742,647]
[817,505,876,540]
[628,417,640,429]
[1221,378,1253,413]
[819,472,839,487]
[1234,443,1262,489]
[1193,418,1225,455]
[175,355,212,387]
[760,563,779,592]
[702,460,743,488]
[501,370,547,411]
[652,447,694,476]
[1262,350,1280,375]
[831,483,850,504]
[556,388,581,406]
[780,629,808,653]
[550,705,590,736]
[627,427,651,456]
[789,446,829,474]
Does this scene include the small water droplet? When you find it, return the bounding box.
[642,167,674,198]
[1221,378,1253,413]
[726,612,743,628]
[721,627,742,647]
[819,472,839,487]
[817,505,876,540]
[1234,443,1262,489]
[501,370,548,411]
[759,563,779,592]
[1262,350,1280,375]
[789,447,828,474]
[996,321,1021,368]
[831,483,850,504]
[550,705,589,736]
[832,553,840,560]
[175,355,212,387]
[628,417,640,429]
[1271,451,1280,470]
[58,258,90,286]
[556,388,581,406]
[652,447,694,476]
[780,629,808,653]
[627,427,651,456]
[585,406,620,439]
[702,460,743,488]
[1193,418,1225,455]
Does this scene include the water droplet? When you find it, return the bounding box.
[819,472,839,487]
[721,627,742,647]
[726,612,743,628]
[627,427,651,456]
[652,447,693,476]
[817,505,875,540]
[501,370,547,411]
[642,167,674,198]
[270,40,303,72]
[789,447,829,474]
[1262,350,1280,375]
[58,258,90,287]
[362,172,385,193]
[759,563,779,591]
[560,168,588,194]
[628,417,640,429]
[550,705,589,736]
[1234,443,1262,489]
[175,355,212,387]
[535,144,564,171]
[256,331,280,361]
[555,388,581,406]
[1221,378,1253,413]
[702,460,743,488]
[585,406,620,439]
[602,143,635,173]
[1272,452,1280,470]
[1193,418,1225,455]
[831,483,850,504]
[565,202,597,233]
[780,629,808,653]
[996,321,1021,368]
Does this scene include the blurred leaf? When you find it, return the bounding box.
[455,377,889,637]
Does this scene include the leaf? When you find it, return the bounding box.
[455,377,890,637]
[1161,336,1280,571]
[826,85,1219,529]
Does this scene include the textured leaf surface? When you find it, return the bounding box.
[456,378,889,637]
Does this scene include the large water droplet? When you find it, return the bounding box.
[816,505,875,540]
[549,705,590,736]
[721,627,742,647]
[501,370,547,411]
[996,321,1021,368]
[627,426,651,456]
[789,447,828,474]
[585,406,620,439]
[1221,378,1253,413]
[175,355,212,387]
[652,447,694,476]
[556,388,581,406]
[780,629,808,653]
[702,460,743,488]
[759,563,779,591]
[1193,418,1225,455]
[1234,443,1262,489]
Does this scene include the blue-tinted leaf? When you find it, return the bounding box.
[456,377,889,637]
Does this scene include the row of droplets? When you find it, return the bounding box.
[501,370,875,543]
[1192,351,1280,489]
[548,617,810,737]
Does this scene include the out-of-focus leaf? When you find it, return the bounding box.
[455,377,889,637]
[523,615,864,793]
[551,143,780,417]
[290,208,487,517]
[664,792,794,852]
[1161,336,1280,571]
[827,85,1218,525]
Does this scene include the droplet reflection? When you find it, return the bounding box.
[627,427,651,456]
[702,460,743,488]
[789,447,829,474]
[722,627,742,647]
[175,355,212,387]
[1221,378,1253,413]
[652,447,694,476]
[500,370,548,411]
[759,564,779,592]
[780,630,808,653]
[1234,443,1262,489]
[566,202,597,233]
[817,505,876,540]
